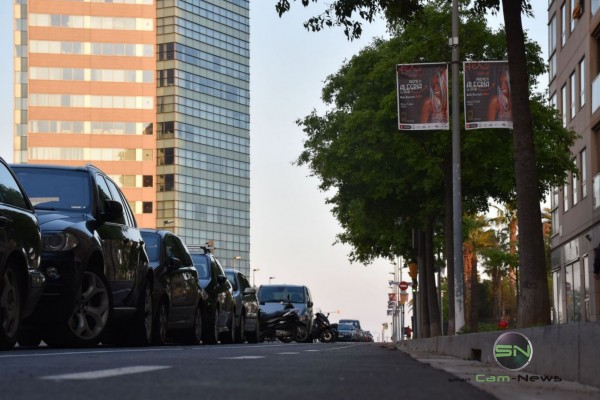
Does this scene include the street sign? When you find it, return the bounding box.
[399,281,409,291]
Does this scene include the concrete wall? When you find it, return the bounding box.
[397,322,600,388]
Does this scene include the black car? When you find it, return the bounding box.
[223,268,260,343]
[11,164,151,348]
[257,284,314,342]
[140,229,203,345]
[0,157,45,350]
[190,247,235,344]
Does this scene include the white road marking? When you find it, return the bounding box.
[1,347,180,359]
[277,352,300,355]
[40,365,171,381]
[305,350,320,352]
[220,356,265,359]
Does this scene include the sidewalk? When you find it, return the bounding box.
[397,346,600,400]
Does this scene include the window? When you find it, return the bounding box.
[552,268,564,323]
[142,201,153,213]
[571,0,577,31]
[570,72,576,119]
[565,261,581,321]
[564,182,570,212]
[572,158,578,205]
[551,186,559,235]
[581,148,587,198]
[561,3,567,46]
[143,175,153,187]
[579,58,586,107]
[561,84,567,127]
[0,163,28,209]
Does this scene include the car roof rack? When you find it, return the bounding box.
[188,240,214,254]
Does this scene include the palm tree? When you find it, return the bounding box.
[489,202,519,322]
[463,214,497,332]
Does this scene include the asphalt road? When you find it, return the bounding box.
[0,342,496,400]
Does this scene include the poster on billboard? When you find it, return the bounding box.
[396,63,449,131]
[463,61,513,130]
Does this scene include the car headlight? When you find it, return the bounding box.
[42,232,79,251]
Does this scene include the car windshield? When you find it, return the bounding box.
[225,270,237,290]
[258,286,305,303]
[191,253,210,279]
[338,323,355,331]
[13,168,91,212]
[141,232,160,262]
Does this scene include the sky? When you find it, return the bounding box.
[0,1,548,340]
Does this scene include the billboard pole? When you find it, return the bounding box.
[451,0,465,333]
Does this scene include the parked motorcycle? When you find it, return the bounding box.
[259,300,300,343]
[310,312,337,343]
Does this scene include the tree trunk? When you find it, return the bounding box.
[426,221,441,336]
[418,230,431,338]
[502,0,551,327]
[469,256,478,332]
[463,244,473,330]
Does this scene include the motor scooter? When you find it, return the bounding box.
[311,312,337,343]
[259,299,300,343]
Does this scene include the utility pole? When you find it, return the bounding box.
[451,0,465,333]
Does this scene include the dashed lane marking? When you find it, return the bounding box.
[40,365,171,381]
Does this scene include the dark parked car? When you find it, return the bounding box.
[190,248,235,344]
[12,164,152,348]
[141,229,203,345]
[0,157,45,350]
[336,322,360,342]
[224,268,259,343]
[257,284,314,342]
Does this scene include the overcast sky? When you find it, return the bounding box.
[0,2,548,339]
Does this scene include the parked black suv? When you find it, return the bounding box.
[190,247,235,344]
[224,268,259,343]
[0,158,45,350]
[12,164,152,347]
[141,229,203,345]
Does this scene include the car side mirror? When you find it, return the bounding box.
[217,274,228,285]
[307,301,313,308]
[244,287,256,295]
[101,200,124,223]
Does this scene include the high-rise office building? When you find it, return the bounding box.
[547,0,599,323]
[13,0,250,276]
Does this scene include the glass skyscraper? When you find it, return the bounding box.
[13,0,251,275]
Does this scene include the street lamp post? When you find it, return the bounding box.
[269,276,275,284]
[232,255,241,270]
[252,268,260,287]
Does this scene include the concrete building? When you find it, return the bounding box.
[13,0,250,275]
[547,0,600,323]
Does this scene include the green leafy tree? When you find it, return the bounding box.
[282,0,575,330]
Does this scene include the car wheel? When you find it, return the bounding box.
[0,262,22,350]
[319,329,334,343]
[46,268,112,348]
[182,305,202,345]
[151,299,168,346]
[220,312,235,344]
[235,312,245,343]
[131,281,153,346]
[295,325,310,343]
[203,307,219,345]
[246,316,259,344]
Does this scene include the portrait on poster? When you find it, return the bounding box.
[464,61,513,130]
[396,63,449,131]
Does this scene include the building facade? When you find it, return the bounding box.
[13,0,250,276]
[547,0,600,323]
